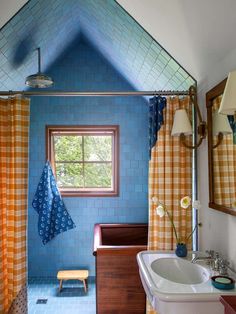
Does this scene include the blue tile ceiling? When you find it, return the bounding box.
[0,0,195,91]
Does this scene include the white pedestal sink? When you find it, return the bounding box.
[137,251,236,314]
[151,257,209,284]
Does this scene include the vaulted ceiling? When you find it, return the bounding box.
[0,0,195,92]
[117,0,236,82]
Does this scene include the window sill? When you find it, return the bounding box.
[60,190,119,197]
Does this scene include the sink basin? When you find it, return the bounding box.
[151,257,208,284]
[137,251,236,314]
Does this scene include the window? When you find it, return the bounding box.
[46,126,119,196]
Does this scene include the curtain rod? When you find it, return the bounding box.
[0,90,190,97]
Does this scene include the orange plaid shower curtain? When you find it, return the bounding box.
[0,96,30,314]
[147,96,192,314]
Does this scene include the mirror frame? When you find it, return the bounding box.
[206,78,236,216]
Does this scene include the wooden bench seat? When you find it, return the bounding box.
[57,270,89,293]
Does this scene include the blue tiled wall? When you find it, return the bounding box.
[28,36,149,277]
[0,0,195,92]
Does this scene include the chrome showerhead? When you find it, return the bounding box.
[25,47,54,88]
[25,73,54,88]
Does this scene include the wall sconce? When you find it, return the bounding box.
[171,86,207,149]
[219,70,236,115]
[217,70,236,148]
[212,112,232,148]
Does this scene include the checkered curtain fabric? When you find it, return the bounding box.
[212,96,236,207]
[0,97,30,314]
[147,96,192,314]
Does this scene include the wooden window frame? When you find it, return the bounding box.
[46,125,119,197]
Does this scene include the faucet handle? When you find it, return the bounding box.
[212,252,221,271]
[219,258,230,268]
[206,250,215,258]
[219,259,230,276]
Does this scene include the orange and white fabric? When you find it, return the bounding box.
[147,96,192,314]
[212,96,236,208]
[0,96,30,314]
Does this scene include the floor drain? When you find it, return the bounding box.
[36,299,48,304]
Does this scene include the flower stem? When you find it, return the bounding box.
[165,208,179,243]
[186,223,198,243]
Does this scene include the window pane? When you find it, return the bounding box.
[84,136,112,161]
[54,136,82,161]
[84,163,112,188]
[47,125,118,196]
[56,163,83,187]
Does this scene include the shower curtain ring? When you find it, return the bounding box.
[8,90,14,98]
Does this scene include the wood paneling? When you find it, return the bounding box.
[93,224,148,314]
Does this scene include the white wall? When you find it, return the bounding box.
[117,0,236,83]
[0,0,27,29]
[198,47,236,269]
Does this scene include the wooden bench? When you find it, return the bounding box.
[57,270,89,293]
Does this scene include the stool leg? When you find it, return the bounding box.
[83,279,87,293]
[59,280,63,292]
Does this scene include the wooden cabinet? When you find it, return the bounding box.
[93,223,148,314]
[220,296,236,314]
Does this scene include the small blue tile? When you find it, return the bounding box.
[28,276,96,314]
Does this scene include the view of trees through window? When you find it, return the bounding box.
[54,135,113,189]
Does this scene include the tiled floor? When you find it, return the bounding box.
[28,277,96,314]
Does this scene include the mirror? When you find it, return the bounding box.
[206,79,236,216]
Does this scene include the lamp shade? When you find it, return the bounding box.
[218,70,236,115]
[171,109,192,136]
[212,112,232,135]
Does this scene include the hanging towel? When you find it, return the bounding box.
[32,161,76,245]
[149,95,166,159]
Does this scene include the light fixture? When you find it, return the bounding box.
[171,86,207,149]
[212,112,232,148]
[25,47,54,88]
[171,109,192,136]
[218,70,236,115]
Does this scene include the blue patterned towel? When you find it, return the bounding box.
[32,161,76,245]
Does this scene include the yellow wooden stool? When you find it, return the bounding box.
[57,270,89,293]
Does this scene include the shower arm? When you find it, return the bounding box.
[37,47,41,73]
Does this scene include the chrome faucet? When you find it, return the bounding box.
[191,250,215,265]
[191,255,214,264]
[192,250,230,275]
[212,252,221,271]
[219,259,230,276]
